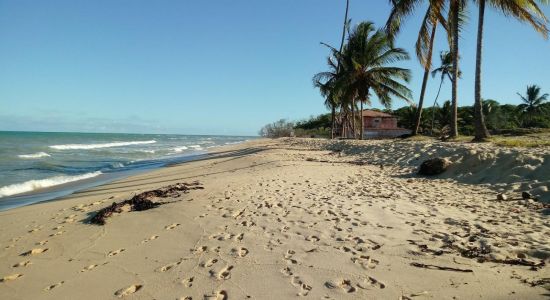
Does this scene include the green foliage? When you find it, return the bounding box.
[261,90,550,138]
[294,114,332,130]
[259,119,294,138]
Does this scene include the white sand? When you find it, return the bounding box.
[0,138,548,299]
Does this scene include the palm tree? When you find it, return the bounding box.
[386,0,447,135]
[517,85,549,126]
[429,51,456,134]
[336,22,413,139]
[473,0,548,141]
[449,0,463,138]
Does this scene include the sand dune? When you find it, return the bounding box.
[0,138,548,299]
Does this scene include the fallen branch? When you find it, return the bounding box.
[410,262,473,273]
[90,181,203,225]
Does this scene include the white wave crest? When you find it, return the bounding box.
[173,146,188,153]
[18,152,51,159]
[138,149,156,154]
[50,140,156,150]
[189,145,203,150]
[0,172,103,198]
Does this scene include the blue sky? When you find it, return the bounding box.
[0,1,549,136]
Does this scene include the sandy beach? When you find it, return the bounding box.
[0,138,549,299]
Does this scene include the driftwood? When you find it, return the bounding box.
[90,181,203,225]
[410,262,473,273]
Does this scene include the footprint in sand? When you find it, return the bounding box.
[80,264,98,272]
[114,284,142,298]
[44,281,64,291]
[217,265,233,280]
[325,279,356,293]
[351,255,379,269]
[36,240,48,246]
[181,276,194,287]
[281,267,293,276]
[141,235,159,243]
[21,248,48,256]
[1,274,23,282]
[291,276,312,296]
[192,245,208,254]
[238,247,249,257]
[305,235,320,242]
[357,276,386,289]
[157,261,182,272]
[204,290,228,300]
[202,258,218,268]
[108,249,125,257]
[234,233,244,242]
[165,223,180,230]
[13,261,32,268]
[50,231,65,237]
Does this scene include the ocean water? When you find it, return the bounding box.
[0,131,252,210]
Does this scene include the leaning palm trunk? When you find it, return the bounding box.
[430,78,445,135]
[413,25,437,135]
[450,0,460,138]
[473,0,490,141]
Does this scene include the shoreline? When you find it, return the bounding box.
[0,142,246,211]
[0,138,548,299]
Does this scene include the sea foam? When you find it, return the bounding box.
[18,152,51,159]
[173,146,188,153]
[0,172,102,198]
[50,140,156,150]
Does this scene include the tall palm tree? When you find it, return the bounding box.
[473,0,549,141]
[386,0,447,135]
[449,0,463,138]
[517,85,549,126]
[335,22,413,139]
[429,51,456,134]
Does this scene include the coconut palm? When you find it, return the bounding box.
[335,22,413,139]
[429,51,458,134]
[386,0,447,135]
[517,85,549,126]
[473,0,549,141]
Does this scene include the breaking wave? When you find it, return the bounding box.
[18,152,51,159]
[50,140,156,150]
[173,146,188,153]
[0,172,103,198]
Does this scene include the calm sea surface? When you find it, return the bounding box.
[0,131,253,210]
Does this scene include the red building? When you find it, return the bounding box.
[362,110,411,139]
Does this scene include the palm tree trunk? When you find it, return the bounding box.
[413,24,437,136]
[330,106,336,139]
[430,78,445,135]
[360,100,364,140]
[339,0,350,55]
[473,0,490,141]
[450,0,460,138]
[351,102,357,139]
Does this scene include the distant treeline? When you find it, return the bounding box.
[259,100,550,138]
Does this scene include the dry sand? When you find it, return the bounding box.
[0,138,548,299]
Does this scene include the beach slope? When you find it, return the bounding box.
[0,138,548,299]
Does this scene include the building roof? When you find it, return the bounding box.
[361,110,395,118]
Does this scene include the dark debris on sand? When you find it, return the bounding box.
[90,181,204,225]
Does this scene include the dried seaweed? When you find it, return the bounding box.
[90,181,203,225]
[410,262,473,273]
